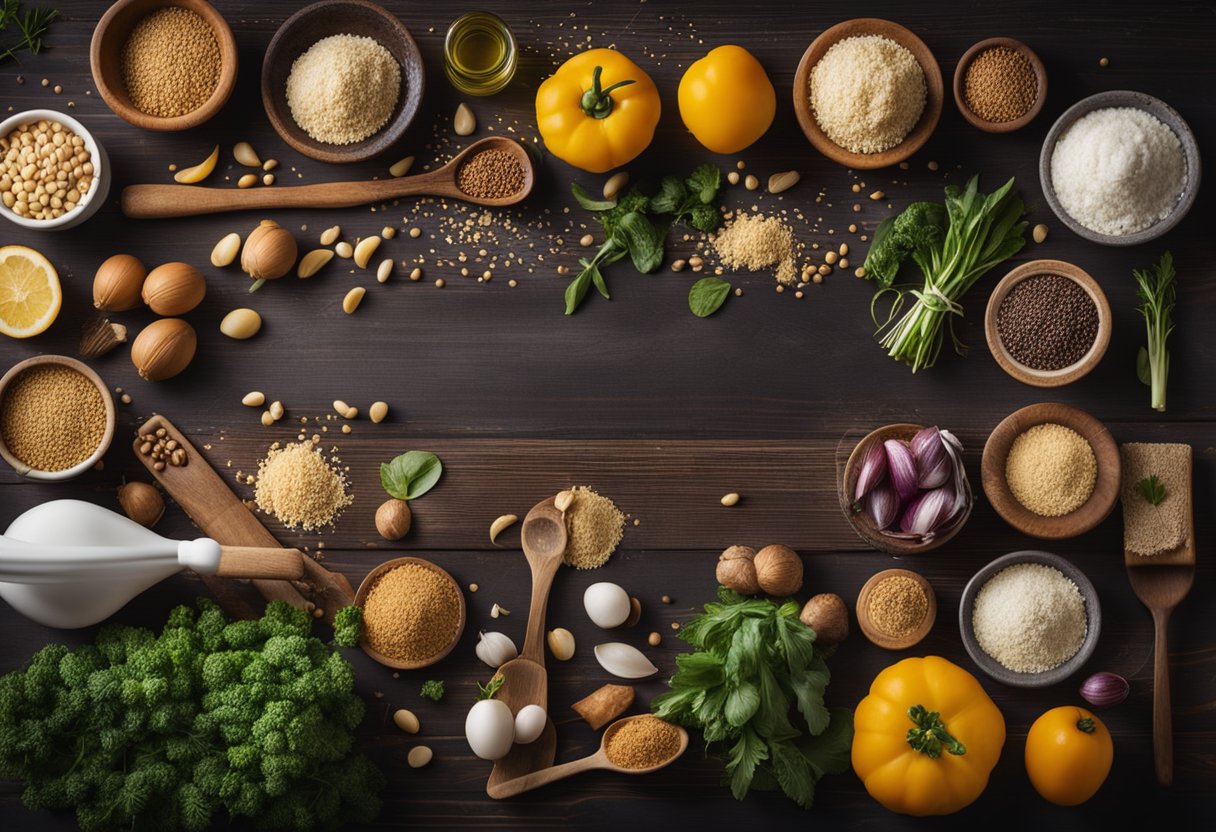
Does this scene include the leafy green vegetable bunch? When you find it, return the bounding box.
[0,600,383,832]
[1133,251,1176,412]
[651,588,853,808]
[565,164,723,314]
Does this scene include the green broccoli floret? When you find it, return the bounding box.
[420,679,445,701]
[331,606,362,648]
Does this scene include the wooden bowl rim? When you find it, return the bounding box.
[260,0,425,164]
[952,37,1047,133]
[839,423,972,555]
[0,355,115,480]
[353,555,466,670]
[980,402,1121,540]
[959,549,1102,687]
[792,18,944,170]
[1038,90,1202,247]
[983,259,1112,388]
[90,0,239,132]
[855,567,937,650]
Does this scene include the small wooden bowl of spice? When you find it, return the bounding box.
[981,403,1121,540]
[856,568,936,650]
[353,556,466,670]
[0,355,114,481]
[984,260,1112,388]
[953,37,1046,133]
[90,0,238,132]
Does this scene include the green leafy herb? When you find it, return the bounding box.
[1133,251,1176,412]
[332,604,363,647]
[863,176,1027,372]
[0,600,383,831]
[651,587,852,808]
[420,680,445,701]
[689,276,732,317]
[570,181,617,212]
[477,676,505,700]
[649,164,723,232]
[379,450,443,500]
[0,2,57,64]
[1137,474,1167,506]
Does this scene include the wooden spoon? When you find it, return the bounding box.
[120,136,536,219]
[487,715,689,799]
[486,497,567,793]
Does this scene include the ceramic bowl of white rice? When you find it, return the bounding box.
[1040,90,1200,246]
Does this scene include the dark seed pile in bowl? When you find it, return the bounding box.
[997,274,1098,371]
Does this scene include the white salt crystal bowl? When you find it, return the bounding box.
[959,550,1101,688]
[1039,90,1200,247]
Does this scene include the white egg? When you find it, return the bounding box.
[465,699,515,761]
[513,704,547,745]
[584,582,631,628]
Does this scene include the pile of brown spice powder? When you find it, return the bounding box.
[121,7,221,118]
[604,716,682,769]
[253,440,352,531]
[711,211,800,285]
[456,148,526,199]
[0,365,105,471]
[867,574,929,639]
[362,563,462,663]
[564,486,626,569]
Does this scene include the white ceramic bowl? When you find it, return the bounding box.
[0,109,111,231]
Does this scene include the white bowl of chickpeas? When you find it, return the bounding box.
[0,109,110,231]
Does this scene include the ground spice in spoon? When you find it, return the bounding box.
[456,148,525,199]
[605,716,681,769]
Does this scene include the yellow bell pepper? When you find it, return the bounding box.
[852,656,1005,816]
[535,48,661,174]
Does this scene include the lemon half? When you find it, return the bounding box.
[0,245,62,338]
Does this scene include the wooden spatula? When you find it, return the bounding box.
[1124,444,1195,787]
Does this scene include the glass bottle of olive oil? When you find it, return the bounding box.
[444,12,517,96]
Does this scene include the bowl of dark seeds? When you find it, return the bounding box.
[984,259,1111,388]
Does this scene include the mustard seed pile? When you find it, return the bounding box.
[564,486,626,569]
[362,562,462,663]
[286,35,401,145]
[457,148,526,199]
[604,716,682,769]
[121,7,221,118]
[0,365,105,472]
[963,46,1038,123]
[711,211,800,285]
[867,574,928,640]
[0,119,94,220]
[1121,442,1191,557]
[972,562,1087,673]
[253,440,353,531]
[1005,423,1096,516]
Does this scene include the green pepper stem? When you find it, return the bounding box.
[580,65,636,120]
[905,704,967,758]
[1077,717,1096,734]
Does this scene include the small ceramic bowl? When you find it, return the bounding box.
[1039,90,1201,246]
[793,18,943,170]
[960,550,1101,688]
[262,0,425,164]
[981,402,1121,540]
[0,355,115,480]
[855,568,936,650]
[953,37,1046,133]
[90,0,238,131]
[353,556,465,670]
[0,110,111,231]
[984,259,1111,388]
[839,423,972,555]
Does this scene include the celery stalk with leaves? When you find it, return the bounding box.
[1134,251,1176,412]
[863,176,1028,372]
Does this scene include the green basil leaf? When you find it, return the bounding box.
[564,268,594,315]
[1137,345,1152,386]
[689,277,732,317]
[570,181,617,212]
[616,212,665,274]
[687,163,721,204]
[590,264,610,299]
[649,176,687,215]
[380,451,443,500]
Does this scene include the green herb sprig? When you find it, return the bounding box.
[0,2,57,63]
[1134,251,1176,412]
[420,680,445,701]
[1137,474,1167,506]
[380,451,442,500]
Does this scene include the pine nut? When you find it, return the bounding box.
[369,401,389,423]
[454,103,476,136]
[335,241,353,259]
[354,236,381,268]
[342,286,366,314]
[242,391,265,407]
[389,156,415,177]
[320,225,341,246]
[603,171,629,200]
[210,232,241,267]
[297,249,334,278]
[376,258,393,283]
[237,173,257,188]
[233,142,261,167]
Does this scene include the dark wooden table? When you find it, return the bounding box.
[2,1,1213,828]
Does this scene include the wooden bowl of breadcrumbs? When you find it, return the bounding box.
[90,0,238,132]
[354,557,466,670]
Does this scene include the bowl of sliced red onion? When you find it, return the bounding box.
[840,423,973,554]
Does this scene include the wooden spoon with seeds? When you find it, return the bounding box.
[120,136,535,219]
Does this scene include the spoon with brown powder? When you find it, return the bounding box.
[120,136,536,219]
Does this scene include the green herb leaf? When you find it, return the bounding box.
[725,728,768,800]
[0,4,56,63]
[570,181,617,212]
[689,277,732,317]
[420,680,445,701]
[379,451,443,500]
[649,176,687,215]
[1137,346,1152,386]
[687,164,721,204]
[769,738,817,808]
[476,676,504,700]
[616,212,665,273]
[1137,474,1167,506]
[600,187,650,238]
[564,266,594,315]
[589,263,610,299]
[689,203,721,232]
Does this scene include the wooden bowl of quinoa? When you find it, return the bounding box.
[353,556,466,670]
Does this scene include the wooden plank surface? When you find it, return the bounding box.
[2,1,1215,829]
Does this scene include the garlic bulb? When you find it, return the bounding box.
[475,631,518,668]
[131,318,197,381]
[241,219,298,288]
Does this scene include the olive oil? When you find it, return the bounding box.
[444,12,517,96]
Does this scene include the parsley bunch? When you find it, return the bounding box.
[651,588,853,808]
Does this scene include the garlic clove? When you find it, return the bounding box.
[593,642,658,679]
[173,145,219,184]
[233,141,261,167]
[854,438,888,501]
[475,630,518,668]
[884,439,920,502]
[898,486,955,537]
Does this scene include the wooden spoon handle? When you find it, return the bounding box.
[1151,606,1174,786]
[215,546,305,580]
[487,754,604,799]
[521,556,561,664]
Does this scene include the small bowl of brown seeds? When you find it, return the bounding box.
[953,37,1047,134]
[0,110,110,230]
[0,355,115,481]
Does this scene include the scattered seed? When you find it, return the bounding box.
[409,226,422,239]
[341,424,351,434]
[727,171,740,185]
[735,160,746,170]
[333,400,358,419]
[1099,56,1109,67]
[260,411,274,427]
[394,709,420,734]
[242,391,265,407]
[603,171,629,200]
[824,251,838,265]
[454,103,476,136]
[263,159,279,171]
[297,248,335,278]
[839,243,849,256]
[768,170,800,194]
[661,595,672,605]
[269,400,284,421]
[409,267,423,281]
[407,746,432,768]
[52,84,62,94]
[237,174,257,188]
[262,174,275,186]
[744,174,759,191]
[688,255,704,270]
[376,258,393,283]
[233,142,261,167]
[671,259,686,272]
[580,233,594,247]
[434,278,445,288]
[720,492,740,507]
[390,155,415,177]
[320,225,341,246]
[354,235,382,268]
[335,241,353,259]
[342,286,366,314]
[648,632,661,647]
[855,266,866,278]
[369,401,388,423]
[469,583,479,592]
[211,232,241,267]
[490,602,509,619]
[1032,223,1049,243]
[382,226,397,239]
[927,160,940,171]
[869,191,884,200]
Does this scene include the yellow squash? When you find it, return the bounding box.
[535,48,660,173]
[678,45,775,153]
[852,656,1005,816]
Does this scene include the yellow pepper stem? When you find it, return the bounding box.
[580,65,636,120]
[1077,717,1096,734]
[906,705,967,758]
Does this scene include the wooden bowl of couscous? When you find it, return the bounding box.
[353,556,466,670]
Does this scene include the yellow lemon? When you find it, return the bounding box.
[0,245,62,338]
